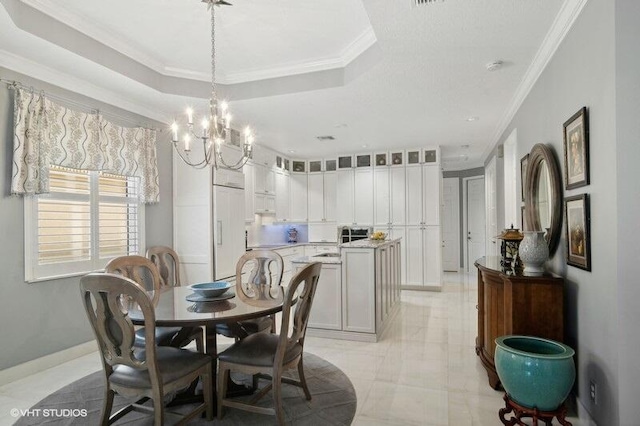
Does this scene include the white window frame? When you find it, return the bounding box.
[24,170,145,283]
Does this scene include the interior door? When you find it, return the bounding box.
[442,178,460,271]
[467,177,486,271]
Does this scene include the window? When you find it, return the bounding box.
[25,166,144,282]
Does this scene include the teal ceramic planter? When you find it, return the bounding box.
[494,335,575,411]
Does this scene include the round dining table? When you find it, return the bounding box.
[129,285,287,404]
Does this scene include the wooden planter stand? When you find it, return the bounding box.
[499,394,573,426]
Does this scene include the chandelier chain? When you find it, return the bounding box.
[210,5,217,108]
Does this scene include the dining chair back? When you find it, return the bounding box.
[80,272,213,425]
[146,246,181,288]
[217,262,322,425]
[216,250,285,339]
[105,255,203,351]
[236,249,285,305]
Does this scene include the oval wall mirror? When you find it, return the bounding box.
[524,143,563,255]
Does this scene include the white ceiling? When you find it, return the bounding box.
[0,0,576,170]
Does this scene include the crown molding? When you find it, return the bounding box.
[0,48,169,123]
[19,0,377,85]
[217,27,377,85]
[20,0,167,75]
[483,0,589,162]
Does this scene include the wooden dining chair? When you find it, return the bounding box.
[146,245,182,288]
[216,250,285,339]
[80,272,214,425]
[105,255,203,352]
[217,262,322,425]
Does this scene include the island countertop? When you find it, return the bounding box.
[340,238,401,249]
[291,255,342,265]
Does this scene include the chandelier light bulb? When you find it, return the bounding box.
[184,134,191,151]
[225,113,232,129]
[171,122,178,142]
[186,108,194,124]
[202,119,209,130]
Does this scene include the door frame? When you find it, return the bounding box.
[442,177,460,272]
[463,176,485,272]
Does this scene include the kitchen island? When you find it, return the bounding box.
[293,238,401,342]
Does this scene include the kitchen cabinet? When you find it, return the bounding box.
[289,173,308,222]
[307,263,342,330]
[254,164,275,195]
[275,169,290,221]
[406,166,423,225]
[336,169,372,226]
[243,162,255,222]
[374,168,390,227]
[336,170,354,225]
[308,223,338,243]
[387,226,406,285]
[353,169,373,225]
[422,165,440,225]
[406,225,441,289]
[304,244,339,256]
[307,172,337,223]
[255,193,275,214]
[374,167,406,228]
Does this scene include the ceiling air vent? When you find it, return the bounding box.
[415,0,443,5]
[316,135,335,141]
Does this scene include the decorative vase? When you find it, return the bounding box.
[519,231,549,274]
[494,335,575,412]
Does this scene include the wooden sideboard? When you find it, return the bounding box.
[475,256,565,389]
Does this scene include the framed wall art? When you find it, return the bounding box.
[520,153,529,202]
[565,194,591,271]
[563,107,590,189]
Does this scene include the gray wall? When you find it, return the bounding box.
[443,167,485,267]
[0,68,173,370]
[614,1,640,423]
[491,0,628,423]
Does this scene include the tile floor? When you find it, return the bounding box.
[0,271,582,425]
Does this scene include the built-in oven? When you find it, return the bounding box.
[339,226,372,244]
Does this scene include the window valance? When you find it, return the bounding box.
[11,88,160,203]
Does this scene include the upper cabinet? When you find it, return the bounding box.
[275,169,290,222]
[289,173,308,222]
[307,171,337,222]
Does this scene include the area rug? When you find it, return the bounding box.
[14,353,356,425]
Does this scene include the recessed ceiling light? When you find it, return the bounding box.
[362,144,368,148]
[288,150,296,154]
[486,60,503,72]
[466,116,479,122]
[461,144,470,149]
[316,135,335,141]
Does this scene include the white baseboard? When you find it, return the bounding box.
[0,340,98,387]
[401,284,442,292]
[575,395,598,426]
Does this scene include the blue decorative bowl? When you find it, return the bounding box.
[190,281,232,298]
[494,335,575,411]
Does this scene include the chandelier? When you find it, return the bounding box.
[170,0,254,170]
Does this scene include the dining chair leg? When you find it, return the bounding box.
[195,333,204,353]
[297,357,312,400]
[203,363,214,421]
[272,370,285,426]
[217,363,229,420]
[152,395,164,426]
[101,388,114,426]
